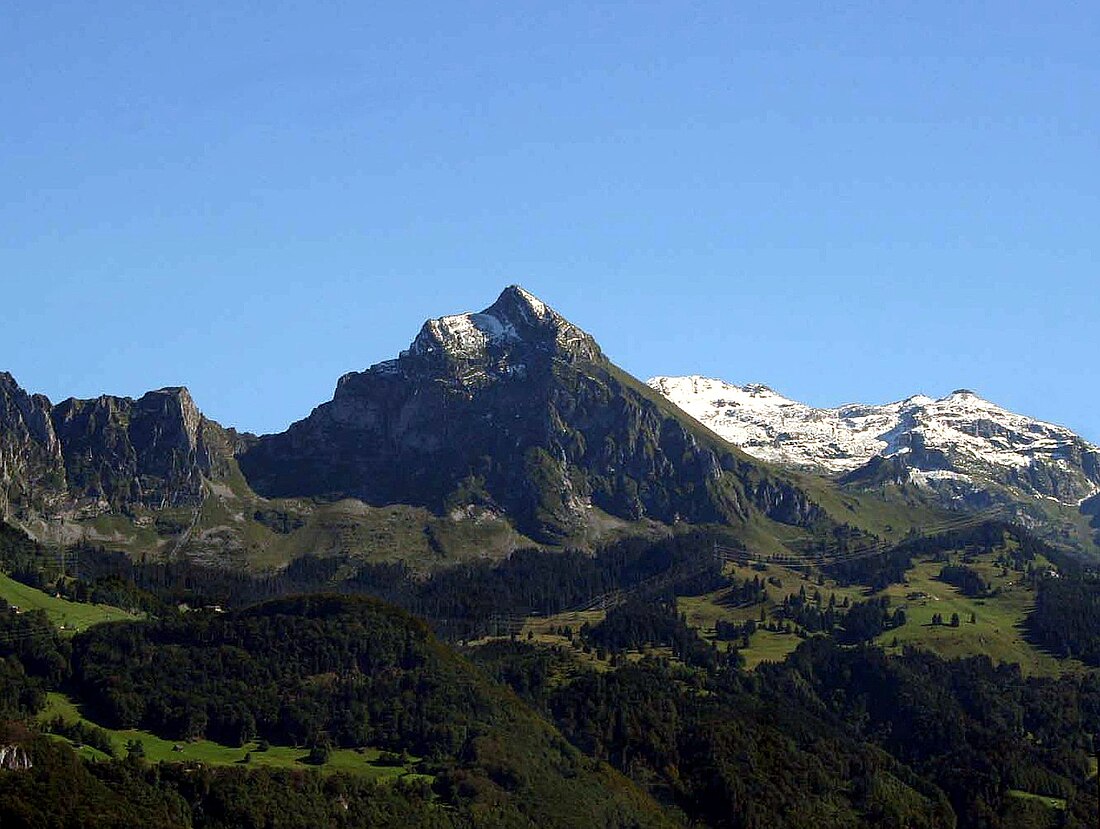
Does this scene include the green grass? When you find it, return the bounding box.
[0,572,135,632]
[505,540,1079,677]
[677,546,1087,676]
[872,558,1079,677]
[1005,789,1067,811]
[739,628,806,670]
[85,512,163,554]
[793,474,952,542]
[514,610,616,671]
[679,561,867,670]
[38,692,426,780]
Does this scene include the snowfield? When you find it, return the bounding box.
[648,375,1100,506]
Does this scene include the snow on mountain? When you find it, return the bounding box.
[405,285,599,365]
[648,375,1100,507]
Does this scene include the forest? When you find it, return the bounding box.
[4,516,1100,827]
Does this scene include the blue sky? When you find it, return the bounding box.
[3,2,1097,441]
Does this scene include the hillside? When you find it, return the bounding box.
[61,594,674,828]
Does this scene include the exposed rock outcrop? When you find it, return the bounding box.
[0,374,235,520]
[0,744,32,771]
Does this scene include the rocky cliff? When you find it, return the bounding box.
[0,373,234,521]
[0,373,67,515]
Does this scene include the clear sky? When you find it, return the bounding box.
[3,2,1097,441]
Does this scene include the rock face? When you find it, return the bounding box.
[0,744,32,771]
[0,373,67,514]
[239,287,822,542]
[649,375,1100,512]
[0,373,233,520]
[52,388,209,509]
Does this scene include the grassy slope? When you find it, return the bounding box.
[846,476,1100,559]
[0,572,134,632]
[737,628,806,670]
[1032,496,1100,557]
[677,546,1087,677]
[1005,789,1067,811]
[512,530,1064,676]
[795,473,953,540]
[38,692,423,780]
[71,459,542,573]
[870,557,1081,676]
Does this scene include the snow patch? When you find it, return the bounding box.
[412,310,520,358]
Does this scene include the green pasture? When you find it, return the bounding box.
[0,571,134,632]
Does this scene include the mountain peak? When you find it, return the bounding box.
[487,284,556,323]
[934,389,1001,412]
[902,394,935,405]
[241,290,829,543]
[404,286,600,365]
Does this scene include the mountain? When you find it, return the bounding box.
[0,372,269,560]
[0,373,67,513]
[0,373,239,519]
[649,375,1100,550]
[239,287,827,544]
[0,370,533,568]
[0,289,935,567]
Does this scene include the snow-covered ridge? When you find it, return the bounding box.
[648,375,1100,506]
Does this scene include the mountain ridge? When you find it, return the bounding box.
[649,374,1100,552]
[0,288,1012,566]
[0,373,242,518]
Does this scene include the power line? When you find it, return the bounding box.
[715,510,1001,570]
